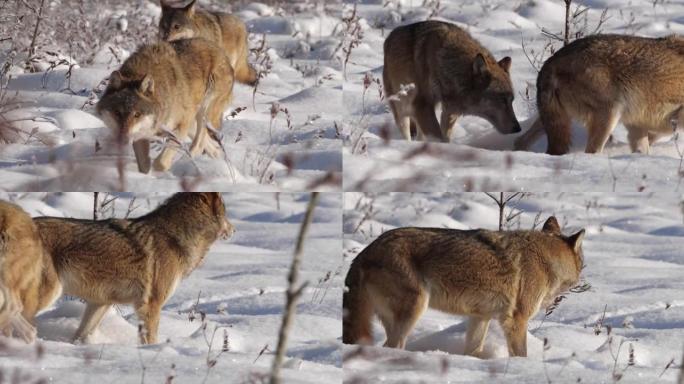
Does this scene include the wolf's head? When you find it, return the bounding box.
[158,0,198,42]
[201,192,236,241]
[541,216,586,292]
[466,53,521,134]
[95,71,158,142]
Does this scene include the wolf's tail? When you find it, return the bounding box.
[0,233,10,327]
[342,257,374,345]
[537,64,572,155]
[235,61,258,86]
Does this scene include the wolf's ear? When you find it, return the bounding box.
[185,0,197,16]
[567,229,585,253]
[498,56,512,73]
[473,53,489,77]
[208,193,224,214]
[542,216,561,235]
[139,74,154,95]
[108,71,123,90]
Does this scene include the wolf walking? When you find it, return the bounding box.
[159,0,257,86]
[343,217,585,357]
[515,34,684,155]
[383,20,521,142]
[96,38,234,173]
[34,193,234,344]
[0,201,60,343]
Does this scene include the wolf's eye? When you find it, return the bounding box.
[133,111,141,118]
[173,24,180,30]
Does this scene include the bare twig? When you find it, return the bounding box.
[269,192,319,384]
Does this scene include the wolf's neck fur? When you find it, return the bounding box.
[135,195,219,275]
[192,11,223,45]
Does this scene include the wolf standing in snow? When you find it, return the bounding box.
[343,217,585,357]
[159,0,257,86]
[0,201,61,343]
[34,193,234,344]
[96,38,234,173]
[383,20,521,142]
[514,34,684,155]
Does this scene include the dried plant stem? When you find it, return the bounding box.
[269,192,319,384]
[26,0,47,69]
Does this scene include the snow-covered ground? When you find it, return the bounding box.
[342,0,684,192]
[0,2,342,191]
[343,192,684,383]
[0,192,342,383]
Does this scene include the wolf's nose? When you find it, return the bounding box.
[512,122,522,133]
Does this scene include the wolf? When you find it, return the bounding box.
[33,193,234,344]
[514,34,684,155]
[159,0,257,86]
[383,20,521,142]
[96,38,234,173]
[343,216,585,357]
[0,201,61,343]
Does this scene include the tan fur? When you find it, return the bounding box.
[515,34,684,155]
[0,201,61,343]
[159,0,257,85]
[383,20,521,142]
[95,38,234,173]
[343,217,585,358]
[34,193,235,344]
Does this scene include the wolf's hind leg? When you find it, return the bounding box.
[73,303,111,343]
[379,289,428,349]
[9,313,37,343]
[464,317,491,357]
[585,107,621,154]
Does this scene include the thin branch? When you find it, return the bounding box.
[269,192,319,384]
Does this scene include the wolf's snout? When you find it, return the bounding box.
[219,218,235,240]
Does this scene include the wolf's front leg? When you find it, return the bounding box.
[189,105,210,158]
[73,303,111,343]
[132,139,151,174]
[500,313,528,357]
[135,300,162,344]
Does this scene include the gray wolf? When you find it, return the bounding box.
[96,38,234,173]
[159,0,257,85]
[0,201,61,343]
[34,193,234,344]
[514,34,684,155]
[343,216,585,357]
[383,20,521,142]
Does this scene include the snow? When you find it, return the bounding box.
[0,192,342,383]
[0,2,341,192]
[343,192,684,383]
[342,0,684,192]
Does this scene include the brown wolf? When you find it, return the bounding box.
[342,217,585,357]
[514,34,684,155]
[96,38,234,173]
[159,0,257,86]
[34,193,234,344]
[383,20,521,142]
[0,201,61,343]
